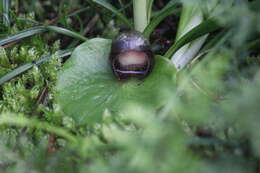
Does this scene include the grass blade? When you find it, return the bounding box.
[175,5,199,40]
[0,26,46,46]
[118,0,126,15]
[16,17,41,24]
[92,0,132,28]
[246,38,260,50]
[0,49,73,85]
[67,7,90,17]
[0,26,87,46]
[147,0,154,21]
[143,4,180,38]
[201,30,227,51]
[45,26,87,41]
[152,0,180,18]
[164,19,219,59]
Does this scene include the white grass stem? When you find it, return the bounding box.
[133,0,148,32]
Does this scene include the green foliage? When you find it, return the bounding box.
[0,0,260,173]
[92,0,132,28]
[165,19,219,59]
[143,1,180,38]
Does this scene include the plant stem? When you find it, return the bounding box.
[133,0,148,32]
[2,0,10,26]
[0,114,78,143]
[147,0,154,22]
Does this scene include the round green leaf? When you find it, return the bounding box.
[56,38,176,125]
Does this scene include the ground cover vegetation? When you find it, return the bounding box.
[0,0,260,172]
